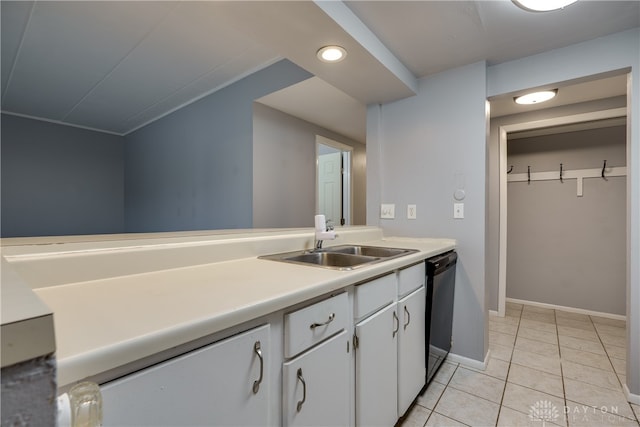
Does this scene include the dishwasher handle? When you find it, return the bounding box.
[427,251,457,276]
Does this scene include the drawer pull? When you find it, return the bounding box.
[404,305,411,330]
[393,311,399,338]
[252,341,263,394]
[310,313,335,330]
[296,368,307,412]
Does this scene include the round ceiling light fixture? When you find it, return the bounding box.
[513,0,578,12]
[514,89,558,105]
[317,45,347,63]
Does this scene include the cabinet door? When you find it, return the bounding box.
[397,287,426,417]
[355,303,398,427]
[101,324,270,426]
[282,330,350,427]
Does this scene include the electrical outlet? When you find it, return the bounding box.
[407,204,417,219]
[454,203,464,219]
[380,204,395,219]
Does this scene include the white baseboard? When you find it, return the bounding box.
[624,384,640,405]
[506,298,626,321]
[446,349,490,371]
[489,310,499,317]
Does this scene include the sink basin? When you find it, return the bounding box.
[280,252,379,269]
[320,245,417,258]
[259,245,418,270]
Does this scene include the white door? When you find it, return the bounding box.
[282,330,350,427]
[397,287,427,417]
[101,325,270,426]
[318,151,342,226]
[355,303,398,427]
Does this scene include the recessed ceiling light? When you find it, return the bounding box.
[514,90,558,105]
[513,0,578,12]
[317,46,347,63]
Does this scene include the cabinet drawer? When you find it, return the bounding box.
[284,292,348,358]
[398,262,425,297]
[354,273,396,320]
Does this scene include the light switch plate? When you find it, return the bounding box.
[407,204,417,219]
[454,203,464,219]
[381,204,395,219]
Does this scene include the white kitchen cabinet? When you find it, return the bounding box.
[354,302,398,427]
[282,330,350,427]
[397,286,426,417]
[101,324,270,426]
[354,263,427,425]
[282,293,350,427]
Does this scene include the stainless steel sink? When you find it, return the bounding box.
[259,245,417,270]
[281,252,378,269]
[320,245,417,259]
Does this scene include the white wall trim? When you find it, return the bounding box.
[498,127,507,318]
[497,107,628,317]
[315,135,354,225]
[624,384,640,405]
[125,56,283,136]
[446,349,490,372]
[489,310,499,317]
[508,166,627,197]
[506,297,626,321]
[0,110,124,136]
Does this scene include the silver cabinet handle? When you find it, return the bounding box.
[392,311,399,338]
[252,341,263,394]
[404,305,411,330]
[310,313,335,329]
[296,368,306,412]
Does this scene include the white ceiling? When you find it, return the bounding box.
[256,77,367,143]
[1,1,279,135]
[344,1,639,78]
[490,73,629,118]
[1,1,638,141]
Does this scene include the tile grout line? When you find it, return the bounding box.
[423,363,468,427]
[589,313,626,390]
[409,305,637,427]
[560,310,637,424]
[589,314,639,424]
[554,308,570,427]
[493,305,521,426]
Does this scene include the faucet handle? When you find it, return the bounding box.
[325,219,334,231]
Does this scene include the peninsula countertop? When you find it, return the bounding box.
[2,228,455,387]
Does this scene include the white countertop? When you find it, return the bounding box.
[1,259,55,367]
[3,230,454,387]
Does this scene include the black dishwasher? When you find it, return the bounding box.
[425,250,457,385]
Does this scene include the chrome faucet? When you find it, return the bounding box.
[314,215,337,250]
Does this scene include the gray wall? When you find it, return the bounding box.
[506,126,626,315]
[486,28,639,395]
[368,29,640,396]
[367,61,489,363]
[252,103,366,228]
[1,114,125,237]
[124,60,312,232]
[486,96,627,312]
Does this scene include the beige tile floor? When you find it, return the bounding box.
[401,302,640,427]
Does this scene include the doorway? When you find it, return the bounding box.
[497,107,628,316]
[316,135,353,226]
